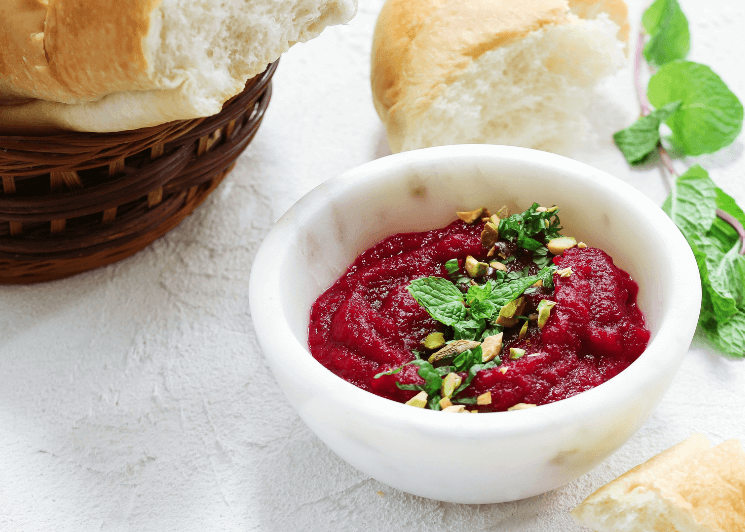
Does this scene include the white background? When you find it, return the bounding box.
[1,0,743,530]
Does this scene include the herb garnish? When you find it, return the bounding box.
[373,204,566,409]
[613,0,745,358]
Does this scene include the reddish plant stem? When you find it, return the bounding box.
[633,28,745,254]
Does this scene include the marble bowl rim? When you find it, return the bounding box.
[249,144,701,438]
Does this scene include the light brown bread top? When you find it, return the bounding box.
[571,434,745,532]
[370,0,629,152]
[0,0,357,132]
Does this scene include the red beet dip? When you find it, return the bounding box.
[308,218,650,411]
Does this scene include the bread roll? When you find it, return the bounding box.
[371,0,628,154]
[0,0,357,133]
[571,434,745,532]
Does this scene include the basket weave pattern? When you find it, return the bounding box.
[0,61,277,284]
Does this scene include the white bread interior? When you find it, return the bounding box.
[0,0,357,133]
[371,0,628,154]
[571,434,745,532]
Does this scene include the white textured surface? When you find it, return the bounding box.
[1,0,743,530]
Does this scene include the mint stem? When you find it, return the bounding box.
[634,26,745,255]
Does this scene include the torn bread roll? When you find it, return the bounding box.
[371,0,629,154]
[571,434,745,532]
[0,0,357,133]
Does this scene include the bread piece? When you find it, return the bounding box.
[571,434,745,532]
[0,0,357,133]
[371,0,628,154]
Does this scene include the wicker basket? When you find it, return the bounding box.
[0,61,278,284]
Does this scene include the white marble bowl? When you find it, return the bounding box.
[249,145,701,503]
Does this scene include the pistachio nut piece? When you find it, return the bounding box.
[439,397,453,410]
[518,320,529,340]
[577,241,587,249]
[456,207,486,224]
[441,372,462,399]
[489,261,507,271]
[480,222,499,248]
[442,405,467,413]
[496,205,510,219]
[481,332,504,362]
[421,332,446,350]
[536,300,557,329]
[405,391,428,408]
[547,236,577,255]
[509,347,526,360]
[428,339,480,363]
[557,267,573,278]
[476,391,492,405]
[465,256,489,278]
[507,403,537,411]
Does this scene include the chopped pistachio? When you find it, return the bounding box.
[577,241,587,249]
[489,261,507,271]
[405,391,428,408]
[531,279,543,288]
[439,397,453,409]
[480,222,499,248]
[496,205,509,219]
[547,205,559,212]
[465,256,489,278]
[536,206,548,212]
[499,297,523,319]
[486,246,497,258]
[455,207,488,224]
[442,405,467,413]
[471,410,478,413]
[547,236,577,255]
[428,339,480,363]
[518,320,529,340]
[441,372,462,399]
[481,332,503,362]
[456,207,486,224]
[496,315,519,327]
[557,267,573,278]
[507,403,537,411]
[537,300,557,328]
[421,332,446,350]
[477,391,492,405]
[499,366,509,374]
[509,348,525,360]
[528,313,538,321]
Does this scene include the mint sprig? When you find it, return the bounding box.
[617,1,745,358]
[498,203,562,251]
[642,0,689,67]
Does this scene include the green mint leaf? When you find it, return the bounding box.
[486,266,557,310]
[452,318,486,341]
[648,61,744,155]
[408,277,466,326]
[642,0,690,67]
[452,396,479,405]
[453,346,483,373]
[661,165,717,237]
[480,324,504,340]
[435,365,455,376]
[395,383,423,391]
[533,246,552,268]
[466,280,493,306]
[470,299,497,321]
[444,258,459,274]
[613,102,682,164]
[708,187,745,255]
[453,360,498,396]
[428,394,443,410]
[409,359,443,397]
[498,203,562,251]
[703,311,745,358]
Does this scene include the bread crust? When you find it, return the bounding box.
[370,0,628,153]
[0,0,158,103]
[572,434,745,532]
[0,0,357,132]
